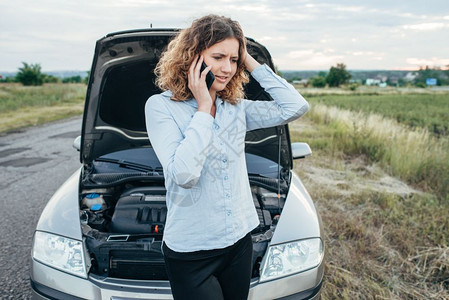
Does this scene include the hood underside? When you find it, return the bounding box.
[81,29,293,169]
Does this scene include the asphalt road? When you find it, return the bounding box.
[0,116,82,299]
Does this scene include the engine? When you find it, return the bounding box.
[80,181,286,280]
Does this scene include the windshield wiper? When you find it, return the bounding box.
[94,157,162,175]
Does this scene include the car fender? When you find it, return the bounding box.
[270,171,322,245]
[35,168,83,240]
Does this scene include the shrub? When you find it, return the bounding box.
[309,76,326,88]
[0,76,16,83]
[415,82,426,88]
[44,75,60,83]
[62,76,82,83]
[16,62,45,86]
[348,83,358,91]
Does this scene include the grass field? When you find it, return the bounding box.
[0,83,86,133]
[305,92,449,136]
[289,88,449,298]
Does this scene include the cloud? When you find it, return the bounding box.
[106,0,168,8]
[257,36,287,43]
[347,51,376,56]
[287,50,314,59]
[403,22,448,31]
[275,49,344,70]
[334,5,364,12]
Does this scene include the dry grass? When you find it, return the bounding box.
[291,118,449,299]
[0,103,84,133]
[0,83,86,133]
[299,103,449,199]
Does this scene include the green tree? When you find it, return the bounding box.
[84,71,90,84]
[286,76,302,83]
[414,66,443,86]
[62,75,82,83]
[0,76,16,83]
[309,76,326,88]
[326,63,351,87]
[44,74,60,83]
[16,62,44,86]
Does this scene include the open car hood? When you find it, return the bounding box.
[81,29,293,169]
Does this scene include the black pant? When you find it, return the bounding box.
[162,233,253,300]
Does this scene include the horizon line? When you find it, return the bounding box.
[0,68,429,74]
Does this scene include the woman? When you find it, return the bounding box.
[145,14,309,300]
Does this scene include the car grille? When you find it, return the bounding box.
[109,250,168,280]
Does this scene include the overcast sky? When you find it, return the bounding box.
[1,0,448,72]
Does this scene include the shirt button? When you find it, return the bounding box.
[214,124,220,130]
[226,193,230,198]
[226,210,232,216]
[224,176,228,180]
[222,158,227,163]
[228,111,232,115]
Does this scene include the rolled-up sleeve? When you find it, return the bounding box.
[145,95,214,188]
[244,64,309,131]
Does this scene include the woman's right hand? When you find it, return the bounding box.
[188,55,213,113]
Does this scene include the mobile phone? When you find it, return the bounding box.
[200,62,215,90]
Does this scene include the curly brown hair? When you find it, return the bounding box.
[155,14,249,104]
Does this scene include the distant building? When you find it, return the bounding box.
[404,72,418,81]
[366,78,381,86]
[426,78,437,86]
[388,76,399,85]
[293,79,308,86]
[377,75,388,82]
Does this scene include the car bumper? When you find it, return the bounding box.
[31,259,324,300]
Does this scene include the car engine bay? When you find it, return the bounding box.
[80,174,287,280]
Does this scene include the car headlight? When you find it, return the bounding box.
[32,231,87,278]
[260,238,324,282]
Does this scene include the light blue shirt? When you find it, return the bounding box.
[145,64,309,252]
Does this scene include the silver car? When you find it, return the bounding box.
[30,29,324,300]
